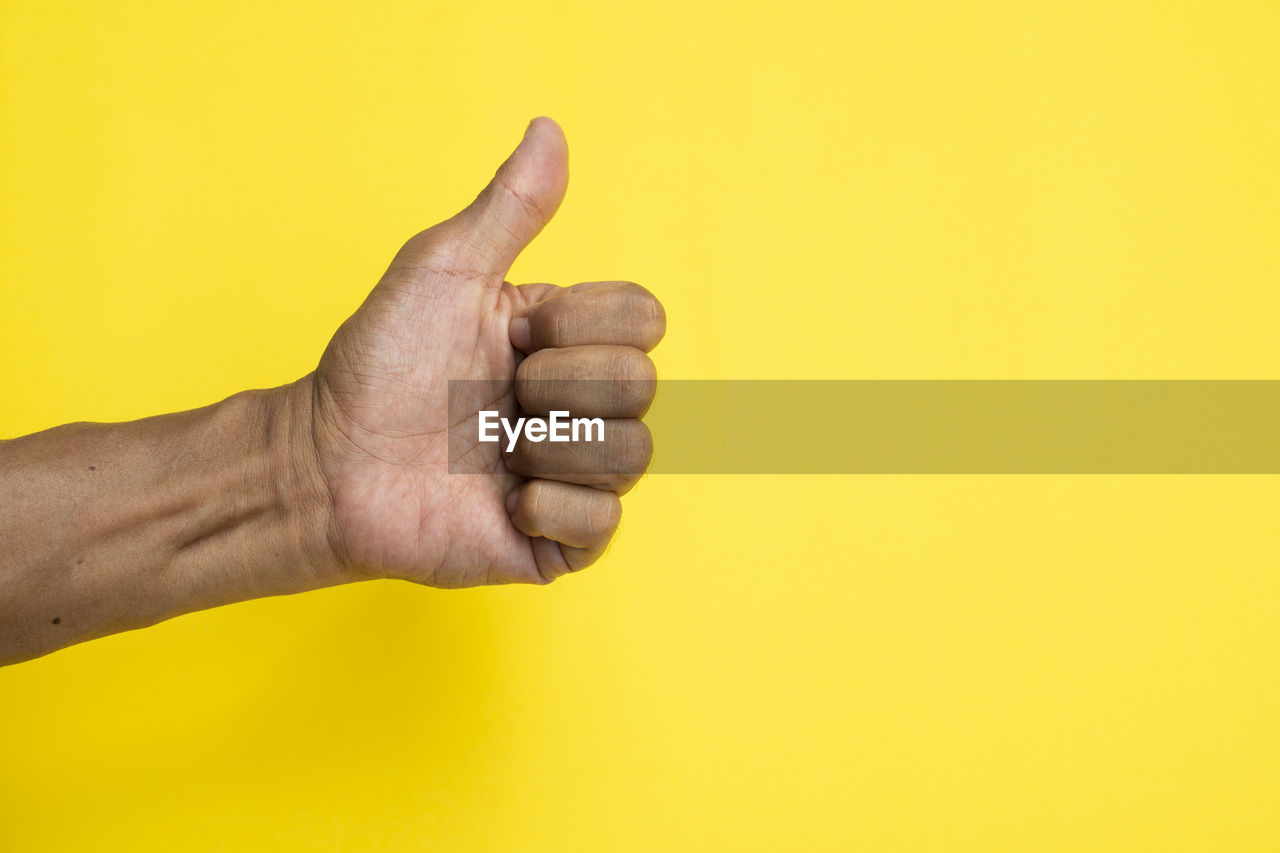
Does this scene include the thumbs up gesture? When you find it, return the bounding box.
[305,118,665,586]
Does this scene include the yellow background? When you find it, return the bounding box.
[3,1,1279,849]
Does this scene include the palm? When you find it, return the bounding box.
[311,258,531,586]
[307,122,569,586]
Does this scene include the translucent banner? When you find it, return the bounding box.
[449,380,1280,474]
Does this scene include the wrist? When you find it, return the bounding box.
[260,375,348,587]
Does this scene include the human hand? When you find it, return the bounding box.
[303,118,665,587]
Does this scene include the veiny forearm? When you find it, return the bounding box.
[0,377,338,665]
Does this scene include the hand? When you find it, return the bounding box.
[304,118,665,587]
[0,117,662,663]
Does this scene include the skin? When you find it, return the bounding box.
[0,117,665,666]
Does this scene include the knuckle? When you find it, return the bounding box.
[515,479,551,531]
[559,549,593,576]
[512,492,536,534]
[614,420,653,474]
[596,492,623,537]
[513,351,558,414]
[613,346,654,379]
[613,350,657,414]
[531,299,570,348]
[515,349,546,383]
[623,285,666,349]
[551,302,574,347]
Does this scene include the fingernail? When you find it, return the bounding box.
[510,316,532,351]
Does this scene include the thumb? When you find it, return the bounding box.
[441,116,569,275]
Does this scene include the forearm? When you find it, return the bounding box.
[0,376,339,665]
